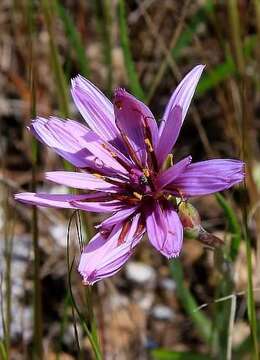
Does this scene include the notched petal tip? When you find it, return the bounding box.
[114,87,126,98]
[71,74,81,87]
[165,251,180,259]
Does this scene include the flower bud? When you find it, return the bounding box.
[178,202,201,238]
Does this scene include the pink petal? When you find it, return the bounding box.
[45,171,122,192]
[77,128,133,176]
[96,206,139,231]
[30,117,93,168]
[145,201,183,258]
[78,214,144,285]
[156,106,182,166]
[156,156,192,189]
[15,192,122,212]
[114,88,159,168]
[71,75,124,149]
[168,159,245,197]
[159,65,205,136]
[15,192,92,209]
[30,117,131,177]
[71,199,126,213]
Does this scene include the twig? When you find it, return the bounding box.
[194,287,260,312]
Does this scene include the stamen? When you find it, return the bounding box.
[143,168,150,178]
[93,173,105,179]
[101,143,117,158]
[144,138,153,152]
[133,192,143,201]
[101,142,132,171]
[118,221,131,245]
[115,99,123,110]
[118,131,143,168]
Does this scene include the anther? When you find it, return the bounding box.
[143,168,150,178]
[93,173,105,179]
[133,192,143,201]
[144,138,153,152]
[115,100,123,110]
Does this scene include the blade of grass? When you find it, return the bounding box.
[27,1,43,358]
[0,341,7,360]
[211,247,235,358]
[117,0,145,100]
[93,0,113,95]
[147,0,214,102]
[152,349,209,360]
[226,294,236,360]
[0,274,7,357]
[215,193,241,261]
[196,35,257,96]
[3,188,15,360]
[55,1,90,78]
[172,0,214,60]
[170,260,212,343]
[66,212,102,360]
[244,218,259,360]
[42,0,70,118]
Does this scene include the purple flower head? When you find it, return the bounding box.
[15,65,245,285]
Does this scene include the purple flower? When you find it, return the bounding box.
[15,65,245,285]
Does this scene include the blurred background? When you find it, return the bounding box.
[0,0,260,359]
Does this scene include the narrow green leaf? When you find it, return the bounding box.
[152,349,209,360]
[215,193,241,260]
[196,36,257,96]
[117,0,145,100]
[170,260,212,343]
[172,0,214,60]
[245,224,259,359]
[66,212,102,360]
[55,1,90,78]
[93,0,113,94]
[42,0,70,118]
[0,341,7,360]
[28,1,43,358]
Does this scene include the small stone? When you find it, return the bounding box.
[151,305,175,320]
[126,261,156,285]
[137,292,154,311]
[50,223,68,248]
[160,278,176,292]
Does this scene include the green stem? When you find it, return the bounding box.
[117,0,145,100]
[170,260,212,343]
[93,0,113,95]
[3,186,12,359]
[55,1,90,78]
[227,0,245,75]
[244,214,259,360]
[42,0,70,118]
[67,213,102,360]
[27,1,43,358]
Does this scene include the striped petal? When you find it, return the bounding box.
[114,88,159,168]
[145,201,183,258]
[78,214,144,285]
[15,192,122,212]
[71,75,124,150]
[156,106,182,166]
[159,65,205,136]
[45,171,122,192]
[168,159,245,197]
[156,156,192,189]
